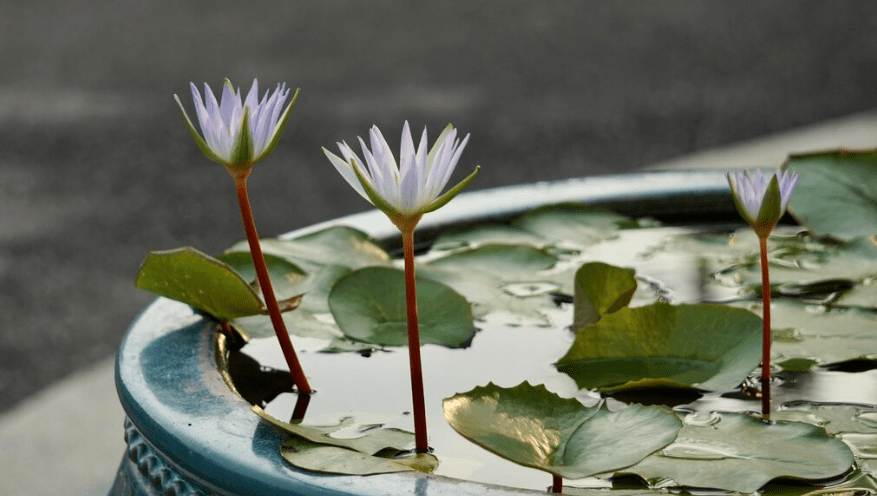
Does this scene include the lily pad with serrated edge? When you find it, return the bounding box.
[623,412,855,493]
[443,382,681,480]
[558,302,762,392]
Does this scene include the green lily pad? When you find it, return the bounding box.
[419,265,561,326]
[328,267,476,348]
[218,251,308,300]
[136,247,264,320]
[443,382,681,480]
[785,149,877,240]
[228,263,354,341]
[252,406,438,475]
[513,204,638,247]
[574,262,637,328]
[429,244,559,279]
[624,412,855,493]
[772,404,877,436]
[226,226,390,271]
[431,224,547,250]
[557,302,762,392]
[718,235,877,290]
[730,300,877,365]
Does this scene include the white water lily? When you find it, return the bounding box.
[175,79,299,176]
[323,122,480,231]
[727,168,799,237]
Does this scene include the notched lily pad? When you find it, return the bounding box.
[443,382,681,480]
[624,412,855,493]
[136,247,264,320]
[558,302,762,392]
[328,267,476,348]
[253,406,438,475]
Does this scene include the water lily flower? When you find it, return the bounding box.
[324,122,479,453]
[173,78,311,394]
[728,167,798,418]
[175,79,299,177]
[727,168,799,238]
[323,122,480,232]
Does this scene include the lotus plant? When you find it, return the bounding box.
[324,122,480,452]
[176,79,311,394]
[728,167,798,416]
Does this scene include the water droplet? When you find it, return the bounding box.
[683,412,721,427]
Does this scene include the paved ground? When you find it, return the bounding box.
[1,2,877,485]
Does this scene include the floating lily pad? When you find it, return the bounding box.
[557,302,762,392]
[218,251,308,300]
[624,412,855,493]
[419,265,561,326]
[574,262,637,328]
[513,204,637,247]
[443,382,681,480]
[136,247,264,320]
[226,226,390,271]
[786,149,877,240]
[731,300,877,365]
[252,406,438,475]
[328,267,476,348]
[718,235,877,289]
[430,244,559,279]
[432,224,547,250]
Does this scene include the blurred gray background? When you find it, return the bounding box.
[1,0,877,414]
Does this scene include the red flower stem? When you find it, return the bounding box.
[759,235,771,417]
[402,228,429,453]
[552,475,563,493]
[234,175,312,394]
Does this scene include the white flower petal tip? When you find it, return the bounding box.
[727,168,799,237]
[175,79,300,175]
[324,122,479,230]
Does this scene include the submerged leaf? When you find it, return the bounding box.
[625,412,855,493]
[328,267,476,348]
[443,382,681,479]
[558,302,762,392]
[136,247,263,320]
